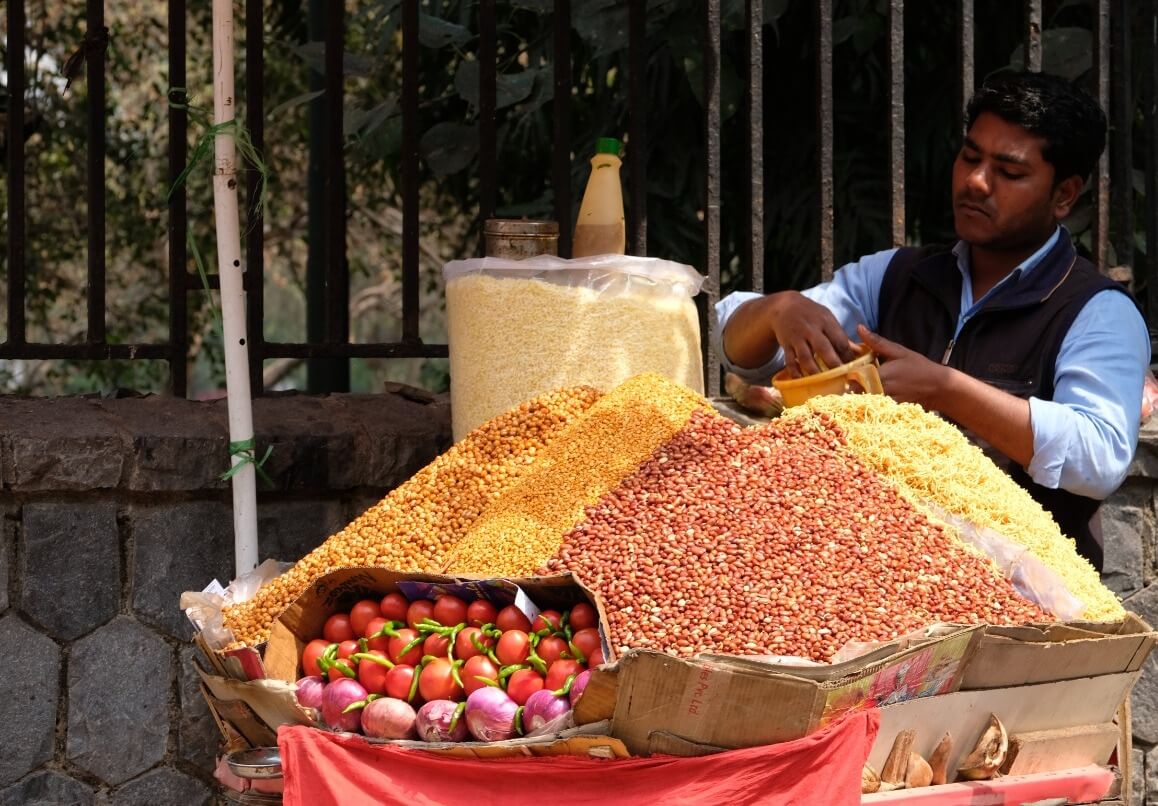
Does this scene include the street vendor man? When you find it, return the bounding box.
[713,70,1149,572]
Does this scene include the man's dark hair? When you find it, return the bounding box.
[965,71,1107,185]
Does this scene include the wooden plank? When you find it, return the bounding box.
[1001,723,1120,776]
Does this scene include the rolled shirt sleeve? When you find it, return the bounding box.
[1026,288,1150,499]
[712,248,898,384]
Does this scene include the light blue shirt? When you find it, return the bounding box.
[714,228,1150,499]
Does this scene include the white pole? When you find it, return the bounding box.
[212,0,259,576]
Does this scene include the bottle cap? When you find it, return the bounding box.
[595,137,622,156]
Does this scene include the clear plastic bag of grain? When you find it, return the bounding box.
[444,254,706,440]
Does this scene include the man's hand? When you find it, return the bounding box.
[857,324,1034,468]
[856,325,948,407]
[724,291,859,377]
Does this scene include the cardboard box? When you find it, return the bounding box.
[959,612,1156,690]
[195,568,617,756]
[594,625,983,756]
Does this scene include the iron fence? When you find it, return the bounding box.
[2,0,1155,398]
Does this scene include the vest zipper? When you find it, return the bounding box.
[941,339,956,365]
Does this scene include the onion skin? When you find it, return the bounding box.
[321,678,368,733]
[464,687,519,742]
[415,700,468,742]
[360,697,418,740]
[294,675,327,711]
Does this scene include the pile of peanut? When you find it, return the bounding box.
[543,409,1046,662]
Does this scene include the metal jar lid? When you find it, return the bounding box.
[484,218,559,259]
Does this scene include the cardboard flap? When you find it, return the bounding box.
[646,731,725,757]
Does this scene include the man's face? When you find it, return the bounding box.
[951,111,1069,252]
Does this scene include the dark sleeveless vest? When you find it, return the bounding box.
[877,235,1128,571]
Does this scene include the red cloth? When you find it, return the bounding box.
[279,709,878,806]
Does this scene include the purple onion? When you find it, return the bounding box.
[321,678,368,733]
[294,675,326,711]
[522,688,571,734]
[464,686,519,742]
[361,697,417,740]
[568,670,591,707]
[415,700,469,742]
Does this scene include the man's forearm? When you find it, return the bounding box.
[721,293,789,370]
[930,369,1035,469]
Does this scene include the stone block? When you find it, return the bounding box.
[94,396,230,492]
[67,617,172,786]
[257,500,345,563]
[20,503,120,641]
[1102,482,1150,597]
[108,769,211,806]
[0,398,126,491]
[1146,743,1158,806]
[1133,746,1146,806]
[178,645,221,770]
[0,771,95,806]
[337,391,450,490]
[0,511,12,614]
[129,502,233,640]
[0,616,61,786]
[1125,584,1158,745]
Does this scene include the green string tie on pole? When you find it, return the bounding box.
[222,438,274,487]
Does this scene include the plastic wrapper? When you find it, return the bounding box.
[443,254,706,440]
[181,558,293,651]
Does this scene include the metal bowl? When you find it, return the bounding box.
[226,747,283,780]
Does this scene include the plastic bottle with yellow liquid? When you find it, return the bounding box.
[572,137,626,257]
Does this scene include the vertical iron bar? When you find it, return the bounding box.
[1094,0,1111,270]
[1109,0,1133,272]
[324,0,349,389]
[168,0,189,396]
[1023,0,1042,72]
[628,0,647,255]
[888,0,905,246]
[703,0,722,397]
[6,0,27,345]
[478,0,498,250]
[817,0,834,280]
[246,0,265,394]
[1145,0,1157,320]
[552,0,573,256]
[746,0,764,293]
[87,0,107,344]
[958,0,974,133]
[306,0,326,389]
[401,0,420,340]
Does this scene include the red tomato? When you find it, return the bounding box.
[532,609,562,634]
[545,658,583,691]
[568,602,598,631]
[506,668,544,706]
[385,664,418,702]
[424,632,451,658]
[454,627,493,661]
[466,599,498,627]
[570,628,602,662]
[536,635,568,667]
[587,645,606,667]
[301,638,331,677]
[432,595,468,627]
[462,655,499,696]
[379,592,410,622]
[348,599,382,637]
[419,658,465,702]
[326,657,356,682]
[496,629,531,666]
[495,605,532,633]
[388,628,423,666]
[406,598,436,630]
[336,639,361,663]
[322,613,356,643]
[357,650,393,695]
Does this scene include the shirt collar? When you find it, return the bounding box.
[952,226,1064,307]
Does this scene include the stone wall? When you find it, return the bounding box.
[0,390,450,804]
[1,392,1156,803]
